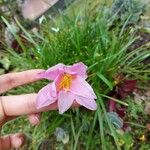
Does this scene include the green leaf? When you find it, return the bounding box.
[97,72,113,90]
[106,112,123,129]
[0,57,11,70]
[117,131,133,150]
[100,94,128,106]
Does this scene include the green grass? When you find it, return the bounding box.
[1,0,150,149]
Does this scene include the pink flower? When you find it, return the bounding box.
[36,62,97,114]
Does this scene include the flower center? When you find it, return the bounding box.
[58,74,73,90]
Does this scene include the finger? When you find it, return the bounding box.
[0,133,26,150]
[0,98,17,126]
[28,113,41,126]
[0,69,44,93]
[1,114,39,127]
[0,94,79,116]
[0,94,57,116]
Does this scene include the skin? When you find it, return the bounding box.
[0,69,78,150]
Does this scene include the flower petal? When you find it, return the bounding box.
[58,91,75,114]
[75,96,97,110]
[36,82,57,109]
[70,76,97,99]
[39,63,65,80]
[65,62,87,79]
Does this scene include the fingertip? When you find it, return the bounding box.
[28,113,41,126]
[36,70,45,79]
[11,133,26,148]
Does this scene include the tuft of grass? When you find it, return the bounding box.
[1,0,150,149]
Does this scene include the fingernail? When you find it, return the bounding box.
[33,114,40,125]
[16,138,23,147]
[14,134,25,148]
[36,71,45,79]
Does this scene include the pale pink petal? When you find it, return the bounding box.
[75,96,97,110]
[39,63,65,80]
[36,82,57,109]
[65,62,87,79]
[54,73,64,88]
[58,91,75,114]
[70,76,97,99]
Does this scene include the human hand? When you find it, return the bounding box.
[0,69,77,149]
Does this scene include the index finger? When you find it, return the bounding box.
[0,69,44,94]
[0,94,78,116]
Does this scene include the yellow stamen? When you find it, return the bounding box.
[58,74,73,90]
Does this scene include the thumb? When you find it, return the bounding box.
[0,133,26,150]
